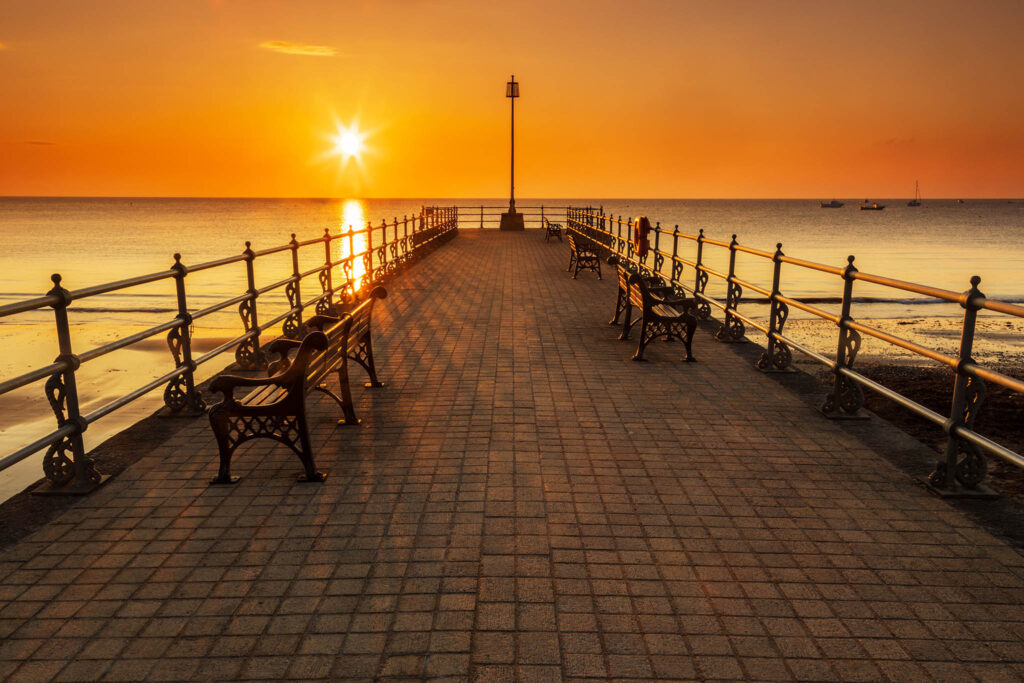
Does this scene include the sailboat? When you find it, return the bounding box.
[907,181,922,207]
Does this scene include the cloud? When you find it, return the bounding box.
[259,40,336,57]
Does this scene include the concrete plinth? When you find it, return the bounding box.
[499,211,524,230]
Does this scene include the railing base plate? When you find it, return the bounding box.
[31,473,111,497]
[924,482,998,500]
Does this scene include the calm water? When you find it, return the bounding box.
[0,197,1022,500]
[2,197,1023,319]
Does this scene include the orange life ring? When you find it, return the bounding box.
[634,216,651,259]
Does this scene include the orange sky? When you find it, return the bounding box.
[2,0,1023,198]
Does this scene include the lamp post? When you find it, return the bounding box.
[500,74,524,230]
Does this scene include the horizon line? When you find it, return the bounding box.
[2,195,1021,201]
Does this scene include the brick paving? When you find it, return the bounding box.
[2,229,1024,681]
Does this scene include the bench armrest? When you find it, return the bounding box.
[265,337,302,375]
[305,314,343,331]
[211,331,328,404]
[210,372,283,405]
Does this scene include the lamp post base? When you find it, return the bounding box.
[499,211,525,231]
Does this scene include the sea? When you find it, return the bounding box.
[1,197,1023,501]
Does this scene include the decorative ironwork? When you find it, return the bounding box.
[235,296,263,369]
[757,301,792,371]
[821,329,864,415]
[283,280,301,337]
[43,437,76,486]
[931,373,988,489]
[652,250,665,277]
[163,373,205,413]
[671,259,684,283]
[316,269,333,315]
[43,365,98,487]
[715,280,745,341]
[45,372,68,425]
[694,270,711,319]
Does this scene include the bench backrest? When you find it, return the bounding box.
[294,286,387,391]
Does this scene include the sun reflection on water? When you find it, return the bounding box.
[337,199,369,288]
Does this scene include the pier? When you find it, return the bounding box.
[2,227,1024,680]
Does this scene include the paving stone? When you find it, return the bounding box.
[1,230,1023,680]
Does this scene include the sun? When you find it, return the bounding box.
[330,124,366,162]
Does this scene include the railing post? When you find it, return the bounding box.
[756,243,793,373]
[626,217,634,261]
[715,235,746,342]
[403,215,410,259]
[693,229,710,319]
[929,276,989,493]
[163,254,206,415]
[39,273,103,493]
[363,220,373,288]
[821,256,864,417]
[669,227,683,284]
[283,234,303,337]
[317,227,335,315]
[346,226,356,296]
[650,221,662,274]
[235,241,264,369]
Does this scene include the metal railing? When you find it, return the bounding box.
[454,205,569,230]
[566,206,1024,494]
[0,206,458,493]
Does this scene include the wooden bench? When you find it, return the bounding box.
[619,271,698,362]
[567,233,601,280]
[543,218,563,242]
[207,286,387,484]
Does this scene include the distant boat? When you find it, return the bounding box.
[820,199,843,208]
[907,181,921,207]
[957,199,965,204]
[859,201,885,211]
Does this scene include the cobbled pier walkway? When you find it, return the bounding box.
[2,230,1024,681]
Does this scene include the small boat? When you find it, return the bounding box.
[859,201,885,211]
[957,199,965,204]
[907,181,921,207]
[820,199,843,208]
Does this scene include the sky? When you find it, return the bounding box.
[2,0,1023,198]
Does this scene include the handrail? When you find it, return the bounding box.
[454,205,571,230]
[0,205,460,493]
[565,205,1024,495]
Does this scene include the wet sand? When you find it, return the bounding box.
[0,324,240,501]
